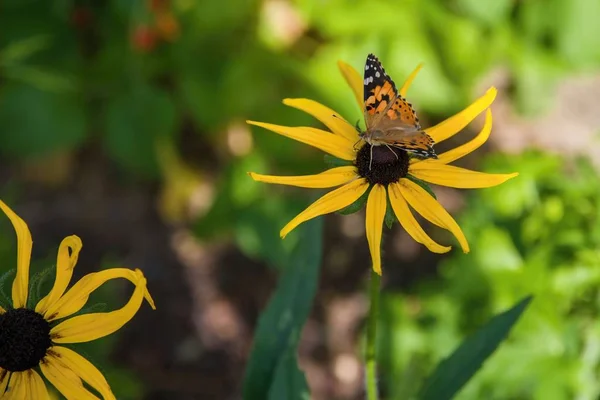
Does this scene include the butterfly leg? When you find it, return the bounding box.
[353,139,363,151]
[384,144,399,160]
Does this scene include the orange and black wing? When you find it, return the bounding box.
[386,97,421,129]
[363,53,398,128]
[387,130,436,158]
[373,118,436,159]
[363,54,422,130]
[363,54,435,158]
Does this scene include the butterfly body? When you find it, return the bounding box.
[360,54,437,160]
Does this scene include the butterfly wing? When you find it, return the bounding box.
[370,119,437,159]
[363,53,435,158]
[387,96,421,129]
[363,54,399,129]
[385,130,437,159]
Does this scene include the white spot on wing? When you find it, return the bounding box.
[375,71,380,78]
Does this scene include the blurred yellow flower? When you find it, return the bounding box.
[0,200,155,399]
[248,60,518,275]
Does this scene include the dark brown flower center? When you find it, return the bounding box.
[356,144,409,185]
[0,308,51,371]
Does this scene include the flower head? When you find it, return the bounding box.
[0,200,155,399]
[248,57,518,275]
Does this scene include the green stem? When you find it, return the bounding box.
[366,269,381,400]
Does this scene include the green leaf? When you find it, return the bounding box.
[0,269,16,309]
[235,197,301,270]
[0,84,86,158]
[407,175,437,200]
[3,65,75,92]
[242,218,322,400]
[104,84,177,178]
[0,35,50,65]
[418,296,533,400]
[268,349,310,400]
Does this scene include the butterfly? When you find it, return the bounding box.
[360,53,437,166]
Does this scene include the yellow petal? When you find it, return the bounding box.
[399,63,424,98]
[432,109,492,165]
[0,200,32,308]
[247,121,355,160]
[365,184,386,275]
[388,183,451,254]
[398,179,469,253]
[4,370,50,400]
[337,60,363,111]
[35,236,83,315]
[410,163,519,189]
[280,178,369,238]
[425,87,497,144]
[45,347,115,400]
[249,166,358,189]
[40,356,100,400]
[0,305,5,313]
[51,270,153,343]
[1,369,10,395]
[283,98,359,142]
[43,268,155,322]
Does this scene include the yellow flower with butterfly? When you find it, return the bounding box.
[248,54,518,275]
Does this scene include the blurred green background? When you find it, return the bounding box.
[1,0,600,399]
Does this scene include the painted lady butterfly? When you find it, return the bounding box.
[360,53,437,162]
